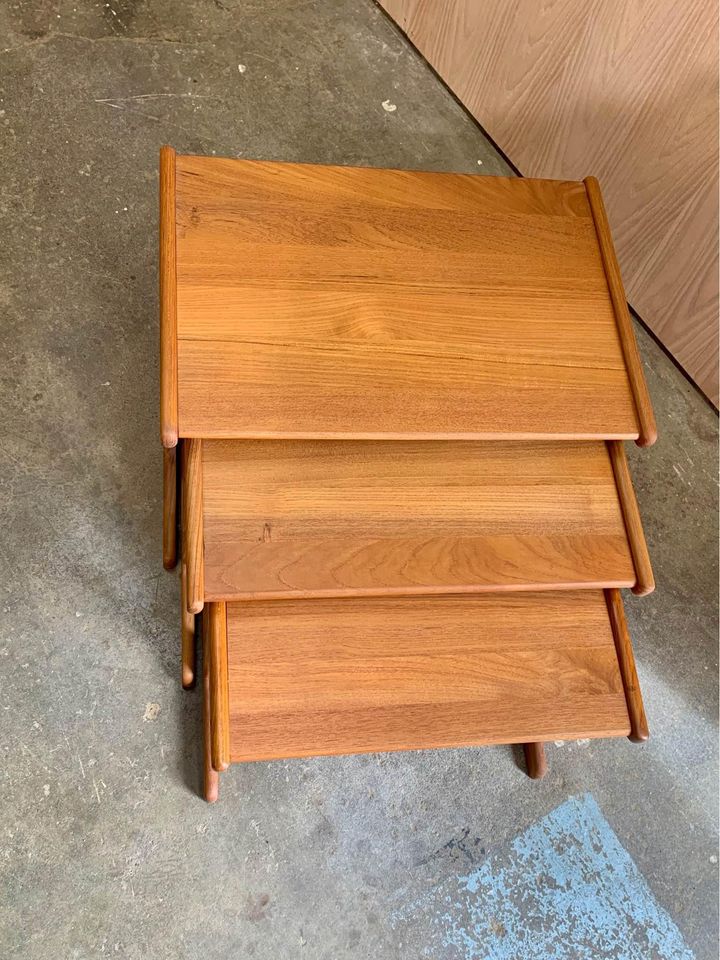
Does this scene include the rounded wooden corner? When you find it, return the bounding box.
[634,427,658,448]
[631,579,655,598]
[628,727,650,744]
[161,431,179,449]
[189,599,204,615]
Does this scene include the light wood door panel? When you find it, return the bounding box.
[380,0,719,403]
[226,592,631,762]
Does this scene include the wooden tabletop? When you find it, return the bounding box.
[201,439,637,600]
[160,150,655,445]
[225,591,631,762]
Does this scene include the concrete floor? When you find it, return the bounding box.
[1,1,717,958]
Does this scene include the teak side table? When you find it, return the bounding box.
[158,147,655,803]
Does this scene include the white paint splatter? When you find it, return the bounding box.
[143,702,160,722]
[43,784,50,797]
[477,159,484,166]
[382,99,397,113]
[238,64,247,74]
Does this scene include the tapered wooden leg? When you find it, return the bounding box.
[202,612,219,803]
[183,439,204,615]
[180,561,195,689]
[605,588,650,742]
[523,742,548,779]
[162,446,178,570]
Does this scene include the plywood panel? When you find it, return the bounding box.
[174,155,642,438]
[202,439,636,599]
[226,592,631,762]
[380,0,719,403]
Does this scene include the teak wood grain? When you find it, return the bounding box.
[606,441,654,596]
[180,561,195,690]
[162,445,177,570]
[225,592,631,763]
[201,607,219,803]
[201,439,635,600]
[605,588,649,743]
[523,742,548,780]
[585,178,656,447]
[182,438,204,614]
[159,145,178,447]
[171,153,646,440]
[206,601,230,772]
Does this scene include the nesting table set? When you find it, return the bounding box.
[159,147,655,802]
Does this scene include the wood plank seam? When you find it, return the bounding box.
[584,176,657,447]
[604,588,649,743]
[607,440,655,596]
[159,144,178,447]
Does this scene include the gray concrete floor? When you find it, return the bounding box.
[1,2,717,958]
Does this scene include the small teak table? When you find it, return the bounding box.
[159,147,655,802]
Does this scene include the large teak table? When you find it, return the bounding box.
[158,147,655,802]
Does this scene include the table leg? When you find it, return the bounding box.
[523,742,548,779]
[181,561,195,689]
[202,610,219,803]
[162,446,177,570]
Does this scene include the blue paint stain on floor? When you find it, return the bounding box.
[393,794,694,960]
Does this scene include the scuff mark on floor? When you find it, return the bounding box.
[392,794,694,959]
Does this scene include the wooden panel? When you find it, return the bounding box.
[202,439,635,599]
[174,154,641,439]
[379,0,719,403]
[226,592,631,762]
